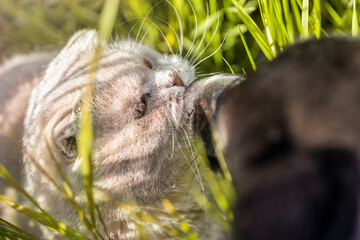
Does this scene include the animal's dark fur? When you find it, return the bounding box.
[216,38,360,240]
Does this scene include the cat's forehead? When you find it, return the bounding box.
[107,40,163,59]
[79,40,164,68]
[75,42,161,67]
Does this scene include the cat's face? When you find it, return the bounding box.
[23,30,196,203]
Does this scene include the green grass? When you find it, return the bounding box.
[0,0,359,239]
[0,0,358,71]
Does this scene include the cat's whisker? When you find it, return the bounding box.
[120,16,172,53]
[171,128,175,159]
[139,21,156,46]
[156,17,180,54]
[135,0,163,42]
[192,65,199,78]
[180,119,192,131]
[196,72,223,78]
[128,22,140,40]
[189,2,210,64]
[175,134,202,187]
[179,125,206,197]
[179,124,209,228]
[170,150,207,219]
[136,17,174,54]
[166,128,175,160]
[183,165,199,207]
[174,128,197,171]
[185,0,198,60]
[155,17,181,45]
[117,17,142,28]
[192,1,221,66]
[193,34,227,68]
[166,0,183,56]
[171,134,196,180]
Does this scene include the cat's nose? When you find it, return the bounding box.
[169,72,184,87]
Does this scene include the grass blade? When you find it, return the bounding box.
[200,99,233,183]
[0,164,95,239]
[262,0,277,54]
[0,196,90,240]
[78,1,121,238]
[301,0,309,38]
[3,128,99,238]
[0,164,44,213]
[232,0,274,60]
[222,56,235,74]
[290,0,302,33]
[209,0,223,66]
[257,0,267,31]
[313,0,321,38]
[0,218,38,240]
[98,0,121,40]
[282,0,295,42]
[238,24,256,71]
[162,199,202,240]
[192,134,236,222]
[325,2,343,28]
[38,126,103,239]
[78,48,98,237]
[352,0,358,36]
[273,0,290,48]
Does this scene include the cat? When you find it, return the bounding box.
[0,29,241,239]
[0,51,55,231]
[216,38,360,240]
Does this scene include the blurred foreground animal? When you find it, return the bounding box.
[215,38,360,240]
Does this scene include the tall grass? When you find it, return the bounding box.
[0,0,359,239]
[0,0,358,71]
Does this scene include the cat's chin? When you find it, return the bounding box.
[91,152,183,204]
[92,175,178,205]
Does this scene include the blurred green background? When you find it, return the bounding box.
[0,0,358,74]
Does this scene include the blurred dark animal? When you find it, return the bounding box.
[216,38,360,240]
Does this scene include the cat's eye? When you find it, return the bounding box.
[59,136,77,159]
[135,93,150,119]
[143,59,152,69]
[135,102,146,119]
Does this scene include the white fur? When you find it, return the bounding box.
[20,30,226,239]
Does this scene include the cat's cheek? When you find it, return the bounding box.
[169,101,184,127]
[155,88,185,126]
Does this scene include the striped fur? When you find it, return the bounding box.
[0,30,237,239]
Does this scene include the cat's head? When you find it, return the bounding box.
[23,30,199,203]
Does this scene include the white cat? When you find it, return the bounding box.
[0,29,241,239]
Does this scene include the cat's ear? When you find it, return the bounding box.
[48,29,99,68]
[60,29,99,53]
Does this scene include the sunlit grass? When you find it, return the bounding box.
[233,0,359,62]
[0,165,90,239]
[0,217,38,240]
[0,0,359,239]
[0,0,358,70]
